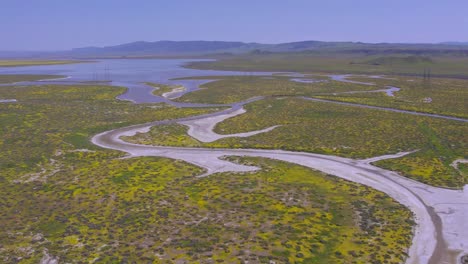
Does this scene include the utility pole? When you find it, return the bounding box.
[104,65,110,81]
[422,68,431,89]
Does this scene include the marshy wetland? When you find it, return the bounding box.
[1,59,467,263]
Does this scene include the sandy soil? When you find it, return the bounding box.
[0,99,17,103]
[40,249,59,264]
[329,74,375,85]
[162,86,186,99]
[360,150,418,163]
[327,86,400,97]
[451,159,468,172]
[179,107,279,142]
[311,74,400,97]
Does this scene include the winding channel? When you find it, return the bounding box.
[301,97,468,123]
[92,99,467,264]
[2,62,466,263]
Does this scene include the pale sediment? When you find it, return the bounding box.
[92,104,468,263]
[86,71,467,263]
[179,107,279,142]
[162,86,186,99]
[0,99,17,103]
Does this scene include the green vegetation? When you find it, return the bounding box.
[0,74,65,84]
[0,60,87,67]
[353,55,433,66]
[187,54,468,78]
[0,84,217,181]
[0,83,414,263]
[127,97,467,188]
[145,75,467,188]
[374,121,467,188]
[0,155,414,263]
[175,75,377,104]
[174,75,467,118]
[458,162,468,176]
[214,99,467,188]
[123,123,202,147]
[316,76,468,118]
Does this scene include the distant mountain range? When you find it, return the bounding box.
[70,41,255,56]
[439,41,468,46]
[68,40,468,57]
[2,40,468,58]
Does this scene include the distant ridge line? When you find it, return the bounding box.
[2,40,468,58]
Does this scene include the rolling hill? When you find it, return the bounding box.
[2,40,468,58]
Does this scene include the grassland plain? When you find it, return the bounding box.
[187,54,468,78]
[0,60,87,67]
[0,153,415,263]
[0,84,218,181]
[174,75,467,118]
[0,74,65,84]
[126,96,467,188]
[174,75,379,104]
[166,75,467,188]
[210,99,466,189]
[316,75,468,118]
[0,83,414,263]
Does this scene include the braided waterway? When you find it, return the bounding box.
[2,59,467,263]
[92,101,467,264]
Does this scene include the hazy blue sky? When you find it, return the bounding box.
[1,0,467,50]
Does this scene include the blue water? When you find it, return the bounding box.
[0,59,287,105]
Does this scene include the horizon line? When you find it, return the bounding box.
[1,39,468,52]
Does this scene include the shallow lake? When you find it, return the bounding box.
[0,59,281,104]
